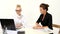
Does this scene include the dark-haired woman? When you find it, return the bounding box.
[33,3,53,32]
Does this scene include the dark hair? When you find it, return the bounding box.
[40,3,49,11]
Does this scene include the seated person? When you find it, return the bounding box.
[33,3,53,30]
[13,5,26,29]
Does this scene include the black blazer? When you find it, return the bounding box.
[36,12,53,30]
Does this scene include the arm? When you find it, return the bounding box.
[33,14,42,29]
[15,23,23,29]
[48,15,53,30]
[33,15,42,29]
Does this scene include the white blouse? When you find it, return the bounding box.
[13,14,26,28]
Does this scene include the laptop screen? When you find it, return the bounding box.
[0,19,16,31]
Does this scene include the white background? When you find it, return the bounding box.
[0,0,60,27]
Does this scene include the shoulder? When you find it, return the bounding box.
[21,15,25,18]
[21,15,24,18]
[47,13,52,17]
[21,15,26,20]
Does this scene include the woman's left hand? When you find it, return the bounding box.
[33,26,44,29]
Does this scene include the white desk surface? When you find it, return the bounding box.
[6,28,49,34]
[0,23,49,34]
[19,28,49,34]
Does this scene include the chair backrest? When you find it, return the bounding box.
[52,24,60,34]
[52,24,60,28]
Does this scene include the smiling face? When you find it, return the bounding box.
[40,7,46,14]
[16,5,22,16]
[39,3,49,14]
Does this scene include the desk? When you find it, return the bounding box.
[18,28,49,34]
[6,28,49,34]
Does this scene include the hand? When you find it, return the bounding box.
[33,23,42,29]
[15,23,23,29]
[33,26,43,29]
[33,26,38,29]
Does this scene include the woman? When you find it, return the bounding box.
[14,5,26,29]
[33,3,53,30]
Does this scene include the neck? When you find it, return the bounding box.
[43,12,47,16]
[17,14,21,16]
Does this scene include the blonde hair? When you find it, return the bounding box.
[16,4,21,7]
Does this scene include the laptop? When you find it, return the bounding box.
[0,19,16,31]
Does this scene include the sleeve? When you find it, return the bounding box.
[36,15,42,24]
[48,15,53,30]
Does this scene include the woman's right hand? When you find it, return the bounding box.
[15,23,23,29]
[33,23,41,29]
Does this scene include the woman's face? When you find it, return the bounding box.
[40,7,46,14]
[16,7,22,15]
